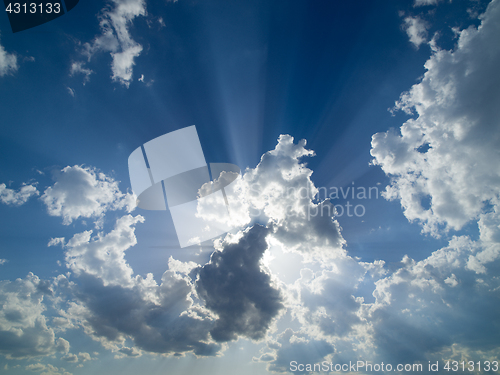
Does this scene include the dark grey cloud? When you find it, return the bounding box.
[196,225,284,342]
[62,269,220,357]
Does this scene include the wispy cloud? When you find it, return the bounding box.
[403,16,429,48]
[413,0,442,7]
[74,0,146,87]
[0,40,18,77]
[69,62,93,85]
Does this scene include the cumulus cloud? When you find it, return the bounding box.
[0,41,18,77]
[78,0,146,87]
[57,265,220,356]
[196,225,284,342]
[368,235,500,364]
[372,0,500,236]
[41,165,135,227]
[403,16,429,48]
[365,0,500,365]
[0,182,39,205]
[196,134,345,262]
[54,213,220,357]
[0,273,69,359]
[64,214,143,286]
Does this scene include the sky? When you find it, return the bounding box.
[0,0,499,374]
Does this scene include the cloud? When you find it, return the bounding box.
[266,329,335,374]
[371,0,500,236]
[78,352,91,361]
[0,41,18,77]
[196,134,345,263]
[48,237,65,247]
[41,165,135,227]
[366,0,500,365]
[0,182,39,205]
[403,16,429,48]
[64,214,143,287]
[79,0,146,87]
[55,214,220,357]
[58,267,220,357]
[413,0,442,6]
[25,363,72,375]
[61,353,78,362]
[368,235,500,364]
[196,225,284,342]
[0,259,7,265]
[69,62,93,84]
[0,273,69,359]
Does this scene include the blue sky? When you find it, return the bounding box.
[1,0,499,374]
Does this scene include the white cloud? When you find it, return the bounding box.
[365,0,500,365]
[66,87,75,97]
[61,353,78,362]
[367,235,500,364]
[48,237,65,247]
[0,41,18,77]
[0,259,7,265]
[81,0,146,87]
[25,363,72,375]
[197,134,345,263]
[78,352,91,362]
[69,62,93,84]
[41,165,135,227]
[403,16,429,48]
[371,0,500,236]
[0,273,69,359]
[0,182,39,205]
[64,214,144,287]
[413,0,442,6]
